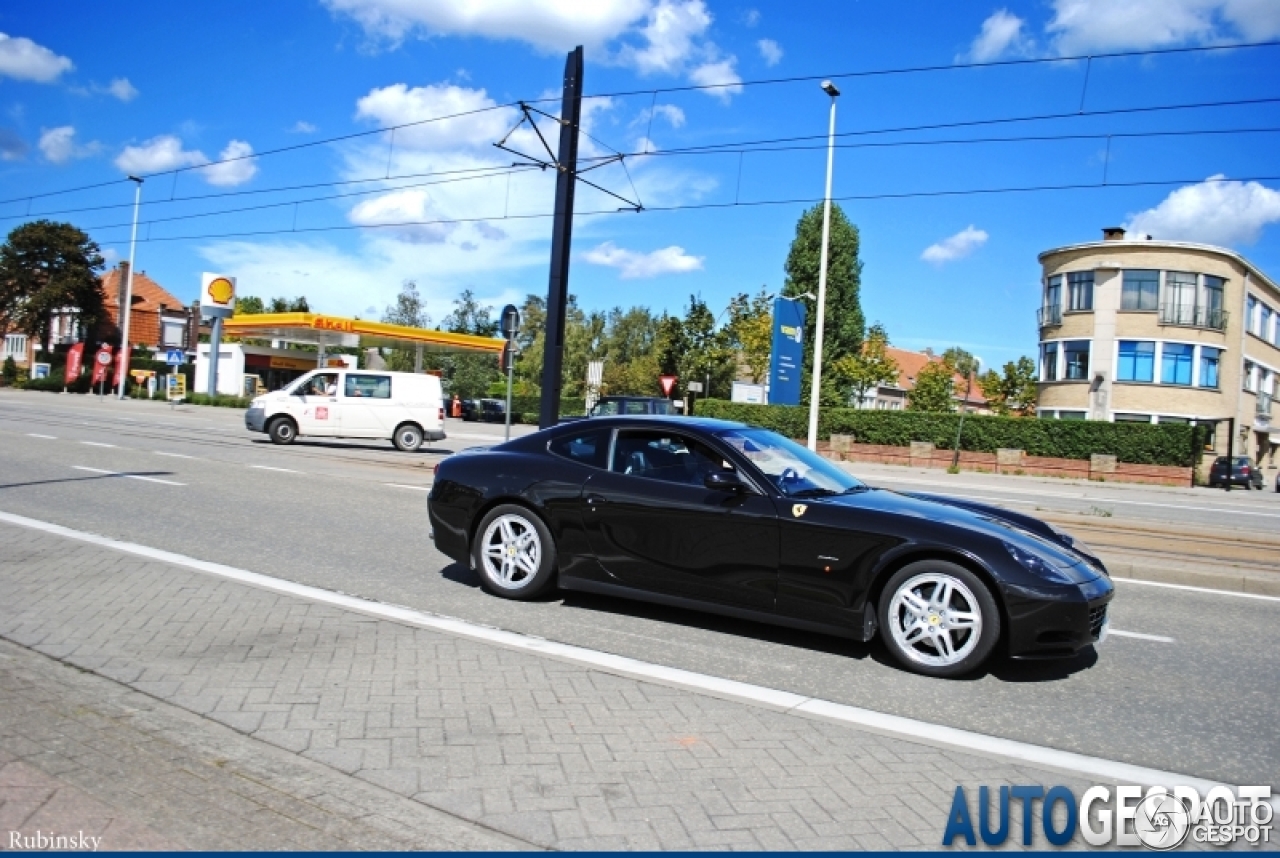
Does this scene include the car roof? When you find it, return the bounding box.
[574,415,750,431]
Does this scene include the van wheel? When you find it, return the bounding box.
[267,417,297,445]
[393,423,423,452]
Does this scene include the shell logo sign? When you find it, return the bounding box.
[200,272,237,311]
[311,316,355,333]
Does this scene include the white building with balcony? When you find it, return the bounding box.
[1037,227,1280,469]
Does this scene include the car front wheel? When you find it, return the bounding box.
[879,561,1000,678]
[267,417,296,445]
[472,505,557,600]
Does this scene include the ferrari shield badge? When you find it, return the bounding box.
[791,504,807,518]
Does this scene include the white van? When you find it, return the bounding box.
[245,369,445,452]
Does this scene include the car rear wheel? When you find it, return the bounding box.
[392,423,423,452]
[267,417,296,445]
[879,561,1000,678]
[472,505,556,600]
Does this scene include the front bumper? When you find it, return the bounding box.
[425,429,446,442]
[245,407,266,432]
[1005,574,1115,659]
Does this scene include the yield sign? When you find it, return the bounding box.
[659,375,677,396]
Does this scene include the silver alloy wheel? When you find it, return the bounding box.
[479,513,542,590]
[886,572,983,668]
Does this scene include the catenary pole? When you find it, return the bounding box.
[116,176,143,399]
[539,46,584,430]
[807,83,840,450]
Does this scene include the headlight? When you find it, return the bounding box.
[250,398,265,409]
[1049,526,1098,562]
[1003,542,1077,585]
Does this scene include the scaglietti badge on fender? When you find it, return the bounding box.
[792,504,807,518]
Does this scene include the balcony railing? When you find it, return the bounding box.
[1158,303,1228,331]
[1037,305,1062,327]
[1259,392,1274,416]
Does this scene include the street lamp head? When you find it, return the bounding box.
[127,175,144,184]
[821,80,840,97]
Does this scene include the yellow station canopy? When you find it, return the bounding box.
[221,312,505,354]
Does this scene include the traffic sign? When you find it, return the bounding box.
[165,349,185,365]
[687,381,704,393]
[95,349,112,366]
[659,375,677,396]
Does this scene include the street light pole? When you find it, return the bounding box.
[807,81,840,451]
[116,175,143,399]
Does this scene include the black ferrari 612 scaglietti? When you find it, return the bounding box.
[428,416,1113,678]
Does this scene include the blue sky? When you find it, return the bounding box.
[2,0,1278,366]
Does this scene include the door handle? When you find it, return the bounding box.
[585,493,608,507]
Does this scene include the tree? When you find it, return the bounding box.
[441,289,500,398]
[832,322,899,408]
[724,288,773,384]
[0,220,106,353]
[979,357,1039,416]
[782,202,865,405]
[381,280,431,372]
[908,360,958,412]
[235,295,266,315]
[268,295,310,313]
[941,346,980,378]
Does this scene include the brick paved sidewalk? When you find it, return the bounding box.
[0,519,1165,851]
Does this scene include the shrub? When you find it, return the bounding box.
[695,399,1201,467]
[185,393,251,409]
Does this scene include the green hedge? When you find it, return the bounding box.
[695,400,1202,467]
[185,393,251,408]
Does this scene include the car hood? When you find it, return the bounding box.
[810,487,1102,583]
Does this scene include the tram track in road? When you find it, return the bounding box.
[1039,512,1280,573]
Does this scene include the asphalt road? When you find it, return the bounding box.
[1,389,1277,788]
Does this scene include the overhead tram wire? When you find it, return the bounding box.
[0,163,549,222]
[0,101,523,206]
[116,173,1280,245]
[579,39,1280,101]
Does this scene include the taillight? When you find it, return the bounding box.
[438,407,445,421]
[433,462,440,477]
[1241,466,1250,474]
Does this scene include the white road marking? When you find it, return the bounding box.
[385,483,431,492]
[1114,577,1280,603]
[250,465,300,474]
[154,451,197,460]
[875,476,1280,518]
[71,466,185,486]
[26,433,56,440]
[79,441,117,448]
[1108,629,1175,643]
[0,508,1259,801]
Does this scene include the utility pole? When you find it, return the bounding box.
[116,176,143,399]
[539,46,584,429]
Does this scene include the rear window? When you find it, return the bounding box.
[548,427,610,469]
[344,374,391,399]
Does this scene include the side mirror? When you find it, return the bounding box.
[704,470,746,492]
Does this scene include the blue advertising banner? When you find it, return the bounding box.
[769,297,806,406]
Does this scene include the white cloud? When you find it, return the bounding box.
[1046,0,1280,54]
[290,121,317,133]
[114,135,208,174]
[0,33,73,83]
[757,38,782,66]
[922,226,989,264]
[1124,175,1280,246]
[743,9,760,27]
[689,58,742,102]
[347,187,456,242]
[38,126,99,163]
[105,77,138,102]
[583,241,704,278]
[960,10,1031,62]
[322,0,650,51]
[618,0,712,74]
[201,140,258,187]
[354,82,512,149]
[634,103,685,130]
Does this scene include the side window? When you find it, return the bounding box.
[345,374,391,399]
[611,430,730,486]
[548,427,611,469]
[593,400,619,416]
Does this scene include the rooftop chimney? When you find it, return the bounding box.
[1102,227,1126,241]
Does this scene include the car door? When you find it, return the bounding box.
[340,372,395,436]
[582,428,779,610]
[292,371,341,437]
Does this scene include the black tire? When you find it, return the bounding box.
[878,560,1001,678]
[471,504,557,600]
[392,423,423,452]
[267,417,297,445]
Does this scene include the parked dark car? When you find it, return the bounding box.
[1207,456,1264,490]
[480,398,506,423]
[589,396,675,417]
[428,416,1113,678]
[459,399,481,422]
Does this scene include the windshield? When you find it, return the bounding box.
[715,427,866,497]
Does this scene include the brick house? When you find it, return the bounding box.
[860,346,988,412]
[100,262,191,352]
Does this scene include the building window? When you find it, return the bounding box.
[1117,341,1155,382]
[1042,341,1059,381]
[1199,347,1220,389]
[1114,413,1153,423]
[1121,270,1159,311]
[1161,343,1194,385]
[1162,271,1197,325]
[162,320,185,347]
[1247,295,1259,335]
[1067,272,1094,311]
[3,333,27,358]
[1044,275,1062,310]
[1058,410,1087,420]
[1157,416,1191,425]
[1063,341,1090,380]
[1262,305,1275,343]
[1202,276,1226,329]
[1243,360,1257,392]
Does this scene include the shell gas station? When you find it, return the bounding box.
[195,311,505,396]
